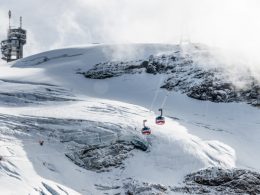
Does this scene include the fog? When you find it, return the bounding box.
[1,0,260,73]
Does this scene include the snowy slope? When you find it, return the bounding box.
[0,43,259,194]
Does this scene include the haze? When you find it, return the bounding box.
[0,0,259,62]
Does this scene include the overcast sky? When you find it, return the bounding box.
[1,0,260,59]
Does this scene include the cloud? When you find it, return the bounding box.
[0,0,260,63]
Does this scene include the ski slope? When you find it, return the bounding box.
[0,43,259,194]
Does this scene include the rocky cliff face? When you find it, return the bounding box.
[173,167,260,194]
[83,45,260,107]
[66,141,135,172]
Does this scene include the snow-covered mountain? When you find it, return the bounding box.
[83,44,259,106]
[0,43,260,194]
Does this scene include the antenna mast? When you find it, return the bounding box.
[8,10,11,29]
[20,16,22,28]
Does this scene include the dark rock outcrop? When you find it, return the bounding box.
[123,178,168,195]
[66,141,135,172]
[83,45,260,107]
[172,167,260,194]
[89,167,260,194]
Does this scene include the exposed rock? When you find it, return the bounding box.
[172,167,260,194]
[95,184,120,191]
[91,167,260,194]
[83,45,260,107]
[0,114,149,174]
[123,178,168,195]
[66,141,135,172]
[131,137,149,151]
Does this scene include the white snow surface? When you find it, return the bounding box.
[0,43,258,194]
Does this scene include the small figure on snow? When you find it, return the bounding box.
[39,140,44,146]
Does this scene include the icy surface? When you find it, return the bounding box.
[0,43,259,194]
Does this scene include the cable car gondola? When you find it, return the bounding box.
[155,108,165,125]
[141,120,151,135]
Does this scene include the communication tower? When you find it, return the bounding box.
[1,10,27,62]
